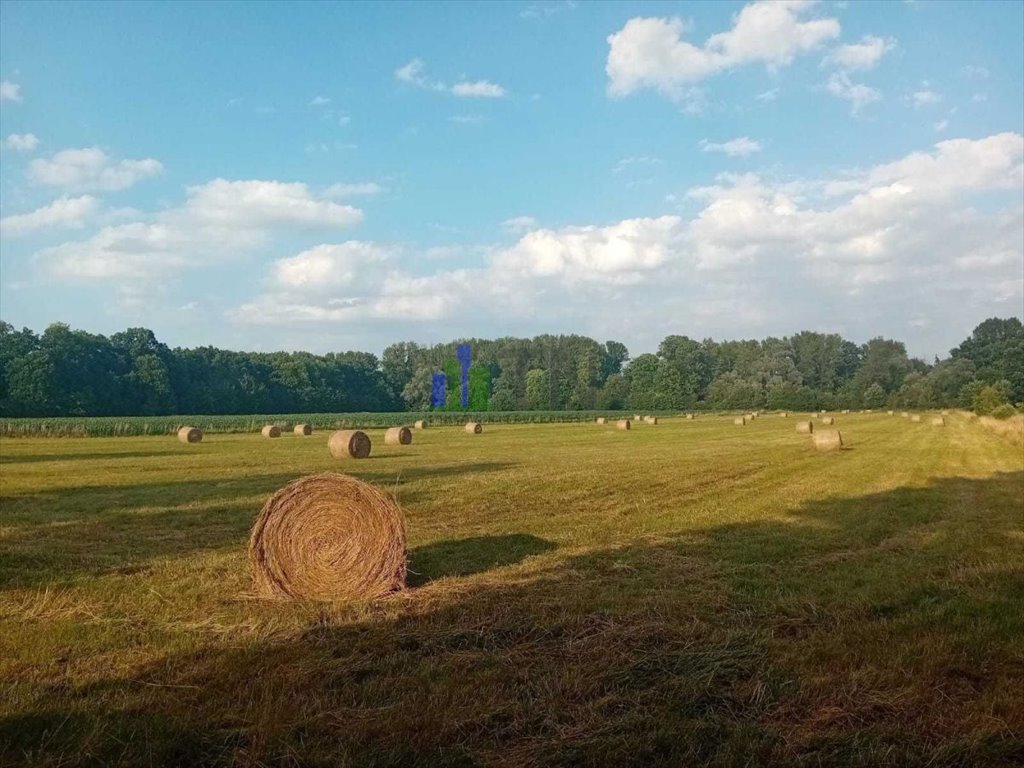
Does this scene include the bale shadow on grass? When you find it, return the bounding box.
[3,473,1023,767]
[407,534,557,586]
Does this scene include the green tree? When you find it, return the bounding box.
[525,368,550,411]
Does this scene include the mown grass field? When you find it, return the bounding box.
[1,413,1022,767]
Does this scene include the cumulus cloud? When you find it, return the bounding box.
[826,71,881,114]
[700,137,762,157]
[28,147,163,191]
[0,80,22,102]
[606,3,840,99]
[395,59,507,98]
[34,179,364,281]
[225,133,1023,357]
[824,35,894,70]
[325,181,384,197]
[912,88,942,108]
[0,195,99,236]
[4,133,39,152]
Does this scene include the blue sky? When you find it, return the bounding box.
[1,0,1021,360]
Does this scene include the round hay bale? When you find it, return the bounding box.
[177,426,202,444]
[813,429,843,452]
[616,419,631,430]
[385,426,413,445]
[931,416,946,426]
[685,413,694,420]
[644,416,658,425]
[294,423,313,436]
[780,412,789,418]
[901,411,910,418]
[414,420,427,429]
[633,414,641,421]
[595,417,606,425]
[887,410,894,416]
[329,430,371,459]
[734,416,747,426]
[262,425,281,439]
[796,420,814,434]
[465,422,483,434]
[841,409,850,414]
[819,416,835,425]
[911,415,921,423]
[249,473,406,601]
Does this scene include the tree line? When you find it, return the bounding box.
[0,318,1021,418]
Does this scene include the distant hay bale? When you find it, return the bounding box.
[813,429,843,452]
[329,430,371,459]
[887,410,894,416]
[931,416,946,427]
[414,420,427,429]
[796,420,813,434]
[633,414,641,421]
[780,412,788,418]
[384,426,412,446]
[941,410,949,416]
[177,426,202,444]
[901,412,910,418]
[820,416,835,425]
[685,413,694,420]
[249,473,406,601]
[841,409,851,414]
[261,425,282,439]
[644,416,658,425]
[616,419,631,430]
[595,417,606,425]
[465,422,483,434]
[911,415,921,423]
[294,423,313,436]
[734,416,747,426]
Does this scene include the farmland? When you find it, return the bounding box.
[1,412,1023,766]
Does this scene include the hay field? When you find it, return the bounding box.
[1,412,1022,766]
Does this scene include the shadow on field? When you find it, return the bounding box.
[408,534,557,586]
[3,472,1023,767]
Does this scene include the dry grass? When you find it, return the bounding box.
[979,414,1024,447]
[1,413,1022,766]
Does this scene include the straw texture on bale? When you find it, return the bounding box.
[465,422,483,434]
[616,419,631,430]
[813,430,844,452]
[294,423,313,436]
[931,416,946,426]
[414,420,427,429]
[595,417,606,425]
[911,415,921,423]
[262,425,281,439]
[796,421,814,434]
[177,426,202,444]
[329,430,371,459]
[734,416,747,426]
[820,416,835,425]
[249,473,407,601]
[384,426,412,446]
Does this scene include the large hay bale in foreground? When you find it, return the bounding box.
[329,430,371,459]
[262,425,281,439]
[177,426,202,444]
[616,419,631,430]
[813,430,843,452]
[385,426,412,445]
[734,416,747,426]
[465,422,483,434]
[931,416,946,427]
[249,473,407,601]
[796,420,813,434]
[595,417,606,425]
[414,420,427,429]
[294,423,313,436]
[819,416,835,425]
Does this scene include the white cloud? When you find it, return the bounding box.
[309,95,331,106]
[755,87,779,102]
[700,137,762,157]
[395,59,506,98]
[606,3,840,99]
[0,80,22,102]
[325,181,384,197]
[224,133,1023,358]
[826,71,881,114]
[451,80,507,98]
[912,88,942,108]
[503,215,539,233]
[613,155,662,174]
[34,179,364,282]
[28,147,163,191]
[449,114,485,125]
[0,195,99,236]
[824,35,894,70]
[3,133,39,151]
[961,65,989,79]
[933,119,948,132]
